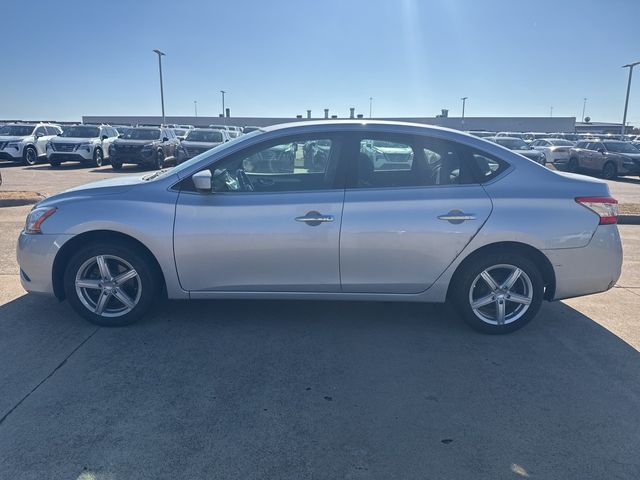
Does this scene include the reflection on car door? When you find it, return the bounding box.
[339,134,493,294]
[173,135,345,292]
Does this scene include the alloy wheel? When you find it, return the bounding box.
[468,264,533,326]
[75,255,142,317]
[25,148,37,166]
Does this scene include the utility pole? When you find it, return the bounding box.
[621,62,640,138]
[152,49,166,125]
[194,100,198,118]
[581,98,587,122]
[369,97,373,118]
[461,96,468,129]
[220,90,226,118]
[550,106,553,117]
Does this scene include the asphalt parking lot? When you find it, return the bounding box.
[1,161,639,479]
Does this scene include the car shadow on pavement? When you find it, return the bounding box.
[0,294,638,479]
[612,176,640,185]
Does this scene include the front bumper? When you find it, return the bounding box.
[48,151,93,163]
[0,148,23,160]
[544,224,623,301]
[17,232,73,295]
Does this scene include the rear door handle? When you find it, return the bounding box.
[295,211,334,226]
[438,209,476,224]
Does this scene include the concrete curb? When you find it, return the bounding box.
[619,215,640,225]
[0,192,45,208]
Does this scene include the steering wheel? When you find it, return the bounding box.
[236,169,254,191]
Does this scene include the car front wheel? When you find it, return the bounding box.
[63,241,159,326]
[451,252,543,334]
[24,146,38,166]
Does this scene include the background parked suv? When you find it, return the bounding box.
[108,126,179,170]
[566,140,640,179]
[47,124,119,168]
[0,123,62,165]
[176,128,229,164]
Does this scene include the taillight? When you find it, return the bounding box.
[575,196,618,225]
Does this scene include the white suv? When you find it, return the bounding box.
[0,123,62,165]
[47,124,119,167]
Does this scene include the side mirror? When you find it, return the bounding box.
[598,148,605,154]
[102,135,108,140]
[192,170,212,193]
[35,132,43,138]
[162,137,169,142]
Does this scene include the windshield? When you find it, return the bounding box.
[153,130,263,181]
[0,125,34,136]
[173,129,187,136]
[548,139,574,146]
[603,141,639,154]
[122,128,160,140]
[495,138,529,150]
[61,126,100,138]
[185,130,224,143]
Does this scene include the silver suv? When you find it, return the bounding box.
[46,124,119,168]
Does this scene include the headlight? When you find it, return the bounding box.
[76,143,92,152]
[7,141,21,149]
[46,140,53,150]
[24,207,57,234]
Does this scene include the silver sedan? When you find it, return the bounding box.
[17,121,623,333]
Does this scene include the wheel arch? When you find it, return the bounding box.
[446,241,556,301]
[52,230,167,300]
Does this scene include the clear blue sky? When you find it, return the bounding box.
[2,0,639,123]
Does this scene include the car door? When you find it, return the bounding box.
[101,128,117,159]
[173,133,346,292]
[587,142,604,171]
[339,133,494,294]
[33,126,51,156]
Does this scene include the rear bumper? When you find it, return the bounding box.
[544,224,623,301]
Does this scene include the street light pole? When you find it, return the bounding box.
[152,49,166,125]
[194,100,198,118]
[581,98,587,122]
[220,90,226,118]
[550,106,553,117]
[369,97,373,119]
[461,96,468,129]
[621,61,640,138]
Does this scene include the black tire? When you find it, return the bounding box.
[567,157,579,173]
[111,160,122,170]
[450,252,544,334]
[602,161,617,180]
[154,149,164,170]
[23,146,38,166]
[49,159,61,168]
[92,148,103,168]
[63,241,159,326]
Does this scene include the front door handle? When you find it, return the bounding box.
[295,211,334,226]
[437,209,476,224]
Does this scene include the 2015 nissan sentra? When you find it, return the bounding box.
[17,121,623,334]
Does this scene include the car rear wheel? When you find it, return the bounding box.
[602,161,617,180]
[450,252,543,334]
[63,242,159,326]
[24,146,38,166]
[567,157,579,173]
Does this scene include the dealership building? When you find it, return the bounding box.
[82,114,582,133]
